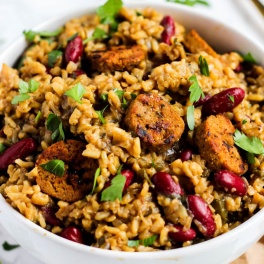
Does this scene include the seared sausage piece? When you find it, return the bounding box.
[125,93,185,151]
[88,45,146,73]
[36,140,98,202]
[195,115,248,175]
[183,29,218,58]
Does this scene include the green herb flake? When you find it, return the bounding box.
[2,241,20,251]
[246,152,255,164]
[101,174,126,201]
[198,55,210,76]
[128,235,157,248]
[11,94,30,104]
[95,105,108,124]
[234,130,264,155]
[96,0,123,31]
[188,75,205,103]
[67,33,78,42]
[23,28,63,42]
[127,240,140,247]
[11,79,40,105]
[90,168,101,195]
[64,83,86,104]
[241,52,257,64]
[100,93,108,101]
[46,113,65,142]
[35,110,42,124]
[166,0,209,6]
[187,105,195,130]
[0,143,6,155]
[48,50,63,67]
[40,159,65,177]
[228,95,234,103]
[242,119,247,125]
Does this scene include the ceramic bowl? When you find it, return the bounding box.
[0,1,263,264]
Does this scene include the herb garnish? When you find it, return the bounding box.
[48,50,63,67]
[101,167,126,201]
[90,168,101,195]
[242,119,247,125]
[46,113,65,142]
[96,0,123,31]
[0,143,6,154]
[64,83,86,104]
[11,79,40,104]
[35,110,42,124]
[2,241,20,251]
[128,235,157,247]
[198,55,209,76]
[23,28,63,42]
[241,52,257,64]
[228,95,234,103]
[100,89,128,109]
[234,130,264,154]
[83,28,108,44]
[95,105,108,124]
[187,75,204,130]
[166,0,209,6]
[187,105,195,130]
[40,159,65,177]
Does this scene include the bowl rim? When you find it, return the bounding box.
[0,0,264,260]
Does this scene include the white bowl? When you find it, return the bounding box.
[0,1,263,264]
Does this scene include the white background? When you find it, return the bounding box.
[0,0,263,263]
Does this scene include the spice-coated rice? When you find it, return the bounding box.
[0,3,264,252]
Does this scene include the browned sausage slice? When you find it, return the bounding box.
[125,93,185,151]
[195,115,248,175]
[184,29,218,58]
[36,140,98,202]
[88,45,146,73]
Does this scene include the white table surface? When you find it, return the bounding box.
[0,0,263,263]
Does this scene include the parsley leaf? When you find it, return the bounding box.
[241,52,257,64]
[0,143,6,154]
[101,173,126,201]
[187,105,195,130]
[90,168,101,195]
[40,159,65,177]
[128,235,157,248]
[234,130,264,155]
[23,28,63,42]
[242,119,247,125]
[188,75,205,103]
[48,50,63,67]
[166,0,209,6]
[96,0,123,30]
[198,55,209,76]
[64,83,86,104]
[11,79,40,104]
[95,105,108,124]
[2,241,20,251]
[83,28,108,44]
[46,113,65,142]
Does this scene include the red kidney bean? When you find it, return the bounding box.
[193,94,211,107]
[60,226,84,244]
[0,138,37,170]
[152,172,184,197]
[121,169,135,192]
[180,149,193,162]
[187,195,216,237]
[70,69,86,78]
[41,205,61,226]
[234,63,243,73]
[160,15,175,45]
[214,170,247,196]
[64,35,83,64]
[104,169,135,192]
[202,87,245,116]
[169,224,197,243]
